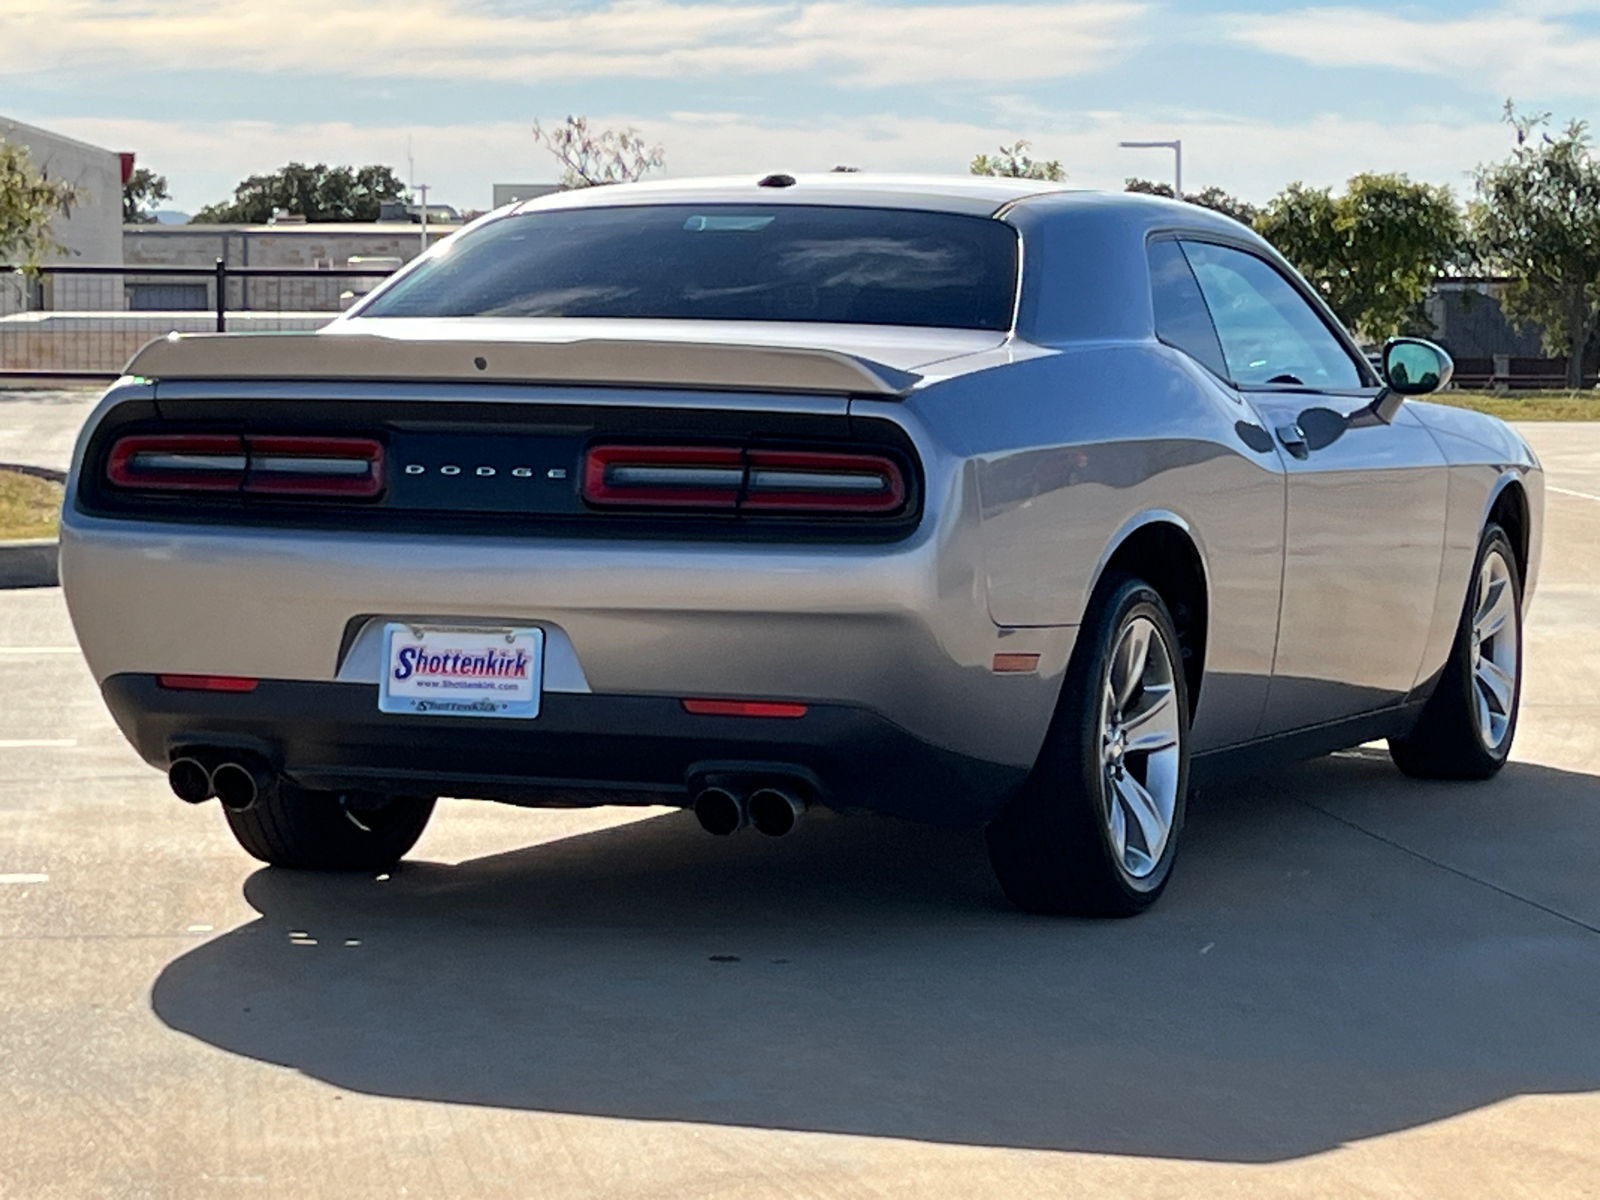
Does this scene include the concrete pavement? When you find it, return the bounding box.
[0,422,1598,1196]
[0,387,97,476]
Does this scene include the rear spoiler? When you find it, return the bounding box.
[124,332,922,398]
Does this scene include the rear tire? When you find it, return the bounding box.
[986,575,1192,917]
[225,784,435,871]
[1389,523,1522,780]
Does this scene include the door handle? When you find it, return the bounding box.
[1275,422,1310,459]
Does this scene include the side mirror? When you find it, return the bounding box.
[1366,337,1454,424]
[1382,337,1454,396]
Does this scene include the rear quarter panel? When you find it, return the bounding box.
[858,340,1288,753]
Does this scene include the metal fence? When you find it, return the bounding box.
[0,260,397,380]
[7,261,1597,391]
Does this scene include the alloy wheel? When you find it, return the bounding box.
[1470,547,1519,752]
[1098,615,1184,882]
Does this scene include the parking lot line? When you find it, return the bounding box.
[1549,485,1600,503]
[0,739,78,748]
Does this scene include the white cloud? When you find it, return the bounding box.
[1229,4,1600,97]
[0,0,1146,86]
[37,109,1513,214]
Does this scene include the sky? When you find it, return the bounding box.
[4,0,1600,215]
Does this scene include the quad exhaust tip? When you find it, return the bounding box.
[211,759,273,813]
[692,781,809,837]
[748,787,806,838]
[693,786,747,836]
[170,753,275,813]
[167,757,213,805]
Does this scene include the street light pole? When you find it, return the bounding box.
[416,183,430,258]
[1119,139,1182,200]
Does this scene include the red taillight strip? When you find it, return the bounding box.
[106,434,247,492]
[106,434,384,498]
[582,445,906,515]
[682,698,809,718]
[244,436,384,497]
[158,674,259,692]
[744,449,905,513]
[584,444,744,508]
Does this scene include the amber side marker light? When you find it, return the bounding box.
[158,675,260,692]
[682,698,809,718]
[992,653,1040,674]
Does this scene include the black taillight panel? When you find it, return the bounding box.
[76,396,922,543]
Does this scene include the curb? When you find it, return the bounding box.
[0,539,59,589]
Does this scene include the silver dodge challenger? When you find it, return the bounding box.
[61,175,1543,915]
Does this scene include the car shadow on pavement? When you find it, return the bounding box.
[151,751,1600,1163]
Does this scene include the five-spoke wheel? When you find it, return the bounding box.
[1392,522,1523,780]
[986,574,1192,916]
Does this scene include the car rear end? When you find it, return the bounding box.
[60,183,1074,835]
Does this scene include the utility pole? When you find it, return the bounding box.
[417,183,429,258]
[1119,139,1183,200]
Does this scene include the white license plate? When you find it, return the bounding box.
[378,624,545,719]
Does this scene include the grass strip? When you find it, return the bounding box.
[1431,390,1600,421]
[0,469,62,540]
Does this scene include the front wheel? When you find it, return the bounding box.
[225,784,436,871]
[986,575,1192,916]
[1390,523,1523,780]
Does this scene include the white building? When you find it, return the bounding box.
[1,116,125,312]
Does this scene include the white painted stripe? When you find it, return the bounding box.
[0,739,77,749]
[0,647,79,655]
[0,874,48,884]
[1549,485,1600,504]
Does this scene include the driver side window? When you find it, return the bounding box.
[1179,241,1363,390]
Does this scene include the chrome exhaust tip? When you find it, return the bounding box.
[211,759,273,813]
[745,790,806,838]
[693,786,746,836]
[167,757,214,805]
[748,787,806,837]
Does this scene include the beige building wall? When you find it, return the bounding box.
[1,116,125,314]
[123,223,459,312]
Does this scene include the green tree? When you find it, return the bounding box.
[1125,178,1259,226]
[969,140,1066,182]
[533,116,664,188]
[0,139,78,266]
[192,163,407,223]
[122,167,171,224]
[1472,105,1600,388]
[1255,172,1465,341]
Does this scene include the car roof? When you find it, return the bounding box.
[510,173,1080,218]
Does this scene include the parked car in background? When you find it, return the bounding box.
[61,176,1542,915]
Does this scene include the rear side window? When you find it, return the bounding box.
[1148,239,1227,379]
[362,204,1020,330]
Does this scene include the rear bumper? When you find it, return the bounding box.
[61,512,1074,769]
[104,674,1029,827]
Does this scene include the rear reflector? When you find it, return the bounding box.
[157,674,260,692]
[992,653,1041,674]
[107,434,384,498]
[584,444,905,514]
[681,698,809,718]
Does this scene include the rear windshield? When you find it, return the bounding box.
[360,204,1019,330]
